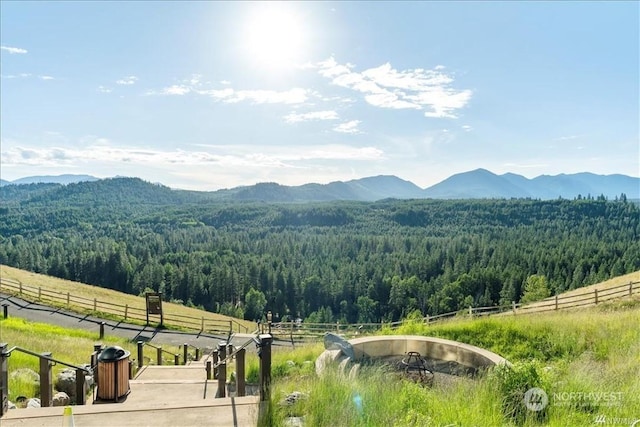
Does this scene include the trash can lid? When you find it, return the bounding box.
[98,346,129,361]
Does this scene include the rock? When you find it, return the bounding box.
[55,367,94,401]
[286,360,296,368]
[284,417,305,427]
[323,333,355,360]
[279,391,309,406]
[26,398,41,408]
[53,391,71,407]
[7,401,16,410]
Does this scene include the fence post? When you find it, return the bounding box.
[93,298,97,313]
[512,301,516,314]
[183,344,188,365]
[555,295,559,310]
[468,306,473,317]
[201,317,205,332]
[137,341,144,369]
[217,360,227,398]
[19,282,23,295]
[39,352,53,407]
[174,354,179,366]
[1,343,8,417]
[67,292,70,309]
[594,289,599,305]
[195,347,201,361]
[258,334,272,402]
[157,347,163,366]
[629,282,633,297]
[124,305,128,321]
[236,348,246,397]
[38,287,42,301]
[76,368,86,405]
[206,360,212,380]
[2,304,7,319]
[99,322,105,339]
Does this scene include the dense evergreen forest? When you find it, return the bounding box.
[1,178,638,323]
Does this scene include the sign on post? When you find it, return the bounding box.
[145,292,163,326]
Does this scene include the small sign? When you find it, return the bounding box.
[146,292,163,316]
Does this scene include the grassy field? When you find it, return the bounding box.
[267,297,640,426]
[0,265,255,332]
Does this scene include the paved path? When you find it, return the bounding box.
[0,293,272,350]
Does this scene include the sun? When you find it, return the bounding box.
[242,4,306,70]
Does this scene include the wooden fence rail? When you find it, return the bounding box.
[0,278,249,334]
[1,277,638,342]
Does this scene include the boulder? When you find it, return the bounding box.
[279,391,309,406]
[323,333,355,360]
[26,398,41,409]
[55,367,93,401]
[53,391,71,407]
[7,401,16,410]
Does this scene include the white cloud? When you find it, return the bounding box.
[39,75,54,80]
[284,110,339,123]
[116,75,138,85]
[97,86,113,93]
[462,125,473,132]
[148,80,308,105]
[225,88,308,104]
[1,141,383,171]
[1,45,28,54]
[316,57,472,118]
[333,120,362,134]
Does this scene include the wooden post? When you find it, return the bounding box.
[157,347,163,366]
[236,348,246,397]
[259,334,272,402]
[512,301,516,314]
[67,292,70,309]
[93,298,97,313]
[1,343,8,417]
[183,344,188,365]
[206,360,212,380]
[174,354,179,366]
[124,305,128,321]
[39,352,53,407]
[19,282,23,295]
[76,368,86,405]
[38,287,42,301]
[468,306,473,317]
[99,322,105,339]
[137,341,144,369]
[594,289,599,305]
[195,347,201,361]
[201,317,205,332]
[212,350,218,379]
[2,304,7,319]
[555,295,559,310]
[217,361,226,398]
[630,282,634,297]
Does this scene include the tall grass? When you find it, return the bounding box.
[266,302,640,426]
[0,317,176,401]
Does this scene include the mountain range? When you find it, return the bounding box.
[1,169,638,201]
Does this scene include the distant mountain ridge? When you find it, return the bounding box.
[2,170,638,201]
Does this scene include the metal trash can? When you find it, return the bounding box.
[96,346,130,401]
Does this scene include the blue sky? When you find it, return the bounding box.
[1,1,638,190]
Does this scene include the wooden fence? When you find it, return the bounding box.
[267,279,640,343]
[1,276,638,343]
[0,278,249,335]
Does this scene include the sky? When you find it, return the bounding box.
[1,1,638,191]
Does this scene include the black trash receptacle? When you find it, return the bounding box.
[96,346,131,401]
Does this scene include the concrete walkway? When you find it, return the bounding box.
[2,362,262,426]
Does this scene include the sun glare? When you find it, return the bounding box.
[242,4,306,70]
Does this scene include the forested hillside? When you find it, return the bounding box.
[1,178,638,323]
